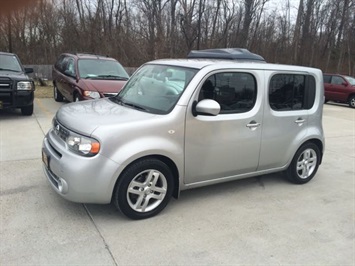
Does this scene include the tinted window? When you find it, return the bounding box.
[66,58,76,76]
[331,76,344,85]
[55,55,66,72]
[269,74,315,111]
[199,72,257,114]
[323,75,331,83]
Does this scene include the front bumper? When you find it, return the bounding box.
[42,129,120,204]
[0,90,34,109]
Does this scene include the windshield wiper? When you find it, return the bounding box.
[0,68,20,72]
[122,102,148,111]
[110,96,148,111]
[97,75,128,80]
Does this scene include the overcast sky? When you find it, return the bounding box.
[265,0,301,20]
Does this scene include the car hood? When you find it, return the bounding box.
[56,98,156,135]
[82,79,126,93]
[0,71,29,80]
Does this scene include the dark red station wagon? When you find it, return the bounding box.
[52,53,129,102]
[323,73,355,108]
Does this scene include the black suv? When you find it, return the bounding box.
[0,52,35,115]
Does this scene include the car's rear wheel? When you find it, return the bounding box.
[286,142,320,184]
[113,158,174,220]
[21,104,33,116]
[54,84,63,102]
[348,95,355,108]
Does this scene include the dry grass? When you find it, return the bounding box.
[34,81,53,98]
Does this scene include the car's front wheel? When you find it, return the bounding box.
[54,84,63,102]
[73,93,80,102]
[286,142,320,184]
[21,104,33,116]
[348,95,355,108]
[113,158,174,219]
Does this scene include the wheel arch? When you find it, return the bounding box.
[112,155,180,202]
[303,138,324,164]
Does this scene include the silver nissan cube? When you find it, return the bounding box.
[42,49,325,219]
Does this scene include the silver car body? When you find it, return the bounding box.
[42,59,324,204]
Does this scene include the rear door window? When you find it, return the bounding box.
[331,76,345,85]
[269,74,315,111]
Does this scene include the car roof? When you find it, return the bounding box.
[0,51,16,56]
[62,53,117,61]
[147,58,322,73]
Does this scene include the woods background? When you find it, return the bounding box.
[0,0,354,76]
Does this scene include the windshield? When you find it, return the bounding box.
[0,54,22,72]
[344,76,355,85]
[112,64,198,114]
[78,59,129,80]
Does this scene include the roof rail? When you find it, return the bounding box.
[74,52,110,58]
[187,48,265,62]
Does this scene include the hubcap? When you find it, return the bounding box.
[296,148,317,179]
[54,86,57,98]
[127,169,167,212]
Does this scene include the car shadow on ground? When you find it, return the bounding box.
[84,172,287,221]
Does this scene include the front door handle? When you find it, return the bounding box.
[246,121,261,131]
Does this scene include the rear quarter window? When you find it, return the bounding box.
[269,74,316,111]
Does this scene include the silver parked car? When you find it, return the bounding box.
[42,51,325,219]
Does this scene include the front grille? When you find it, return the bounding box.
[0,77,13,91]
[45,166,60,189]
[53,119,69,141]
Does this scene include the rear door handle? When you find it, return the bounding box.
[246,121,261,131]
[295,118,305,126]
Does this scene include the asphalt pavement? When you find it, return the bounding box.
[1,98,354,265]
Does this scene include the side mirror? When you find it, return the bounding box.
[192,99,220,116]
[342,82,348,86]
[25,68,33,74]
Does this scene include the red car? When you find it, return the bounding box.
[52,53,129,102]
[323,73,355,108]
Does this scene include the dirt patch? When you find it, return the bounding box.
[35,84,53,98]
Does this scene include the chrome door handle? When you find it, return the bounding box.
[246,121,261,130]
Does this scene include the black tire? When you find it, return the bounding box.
[348,95,355,108]
[286,142,320,184]
[324,99,328,104]
[21,104,33,116]
[113,158,174,220]
[73,93,80,102]
[54,84,63,102]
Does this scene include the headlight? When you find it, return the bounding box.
[66,132,100,156]
[17,81,34,90]
[83,91,100,99]
[53,119,100,156]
